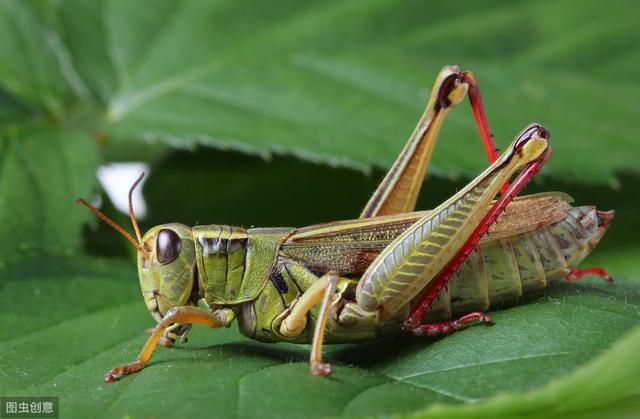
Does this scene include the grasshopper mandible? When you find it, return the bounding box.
[77,66,614,382]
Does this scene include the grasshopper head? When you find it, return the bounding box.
[138,224,197,321]
[76,173,199,323]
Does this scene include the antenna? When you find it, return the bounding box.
[129,172,145,243]
[76,171,147,252]
[75,198,142,251]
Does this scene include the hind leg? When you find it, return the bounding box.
[357,125,551,325]
[361,67,505,218]
[411,312,494,337]
[404,133,552,330]
[565,267,613,284]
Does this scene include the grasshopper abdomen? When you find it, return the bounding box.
[427,205,613,321]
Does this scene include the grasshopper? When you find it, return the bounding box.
[78,66,614,382]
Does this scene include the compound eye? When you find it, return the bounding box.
[156,229,182,265]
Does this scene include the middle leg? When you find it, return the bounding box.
[279,272,339,376]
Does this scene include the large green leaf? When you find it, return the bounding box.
[0,125,98,264]
[1,1,639,418]
[1,249,638,418]
[1,0,639,183]
[4,147,636,417]
[409,325,640,419]
[1,0,638,262]
[0,1,76,115]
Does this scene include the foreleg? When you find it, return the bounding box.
[105,307,234,383]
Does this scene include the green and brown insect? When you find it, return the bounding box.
[77,66,613,382]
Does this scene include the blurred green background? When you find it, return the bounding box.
[1,1,639,418]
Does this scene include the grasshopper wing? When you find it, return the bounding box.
[282,192,571,277]
[484,192,572,240]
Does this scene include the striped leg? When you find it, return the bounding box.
[405,139,551,330]
[356,125,551,322]
[361,67,503,218]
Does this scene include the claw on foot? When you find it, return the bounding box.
[104,360,144,384]
[159,336,175,348]
[311,362,332,377]
[401,317,420,333]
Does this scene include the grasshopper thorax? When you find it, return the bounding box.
[138,223,197,322]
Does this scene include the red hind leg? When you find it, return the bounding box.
[462,71,509,194]
[403,144,551,331]
[463,72,499,164]
[410,312,494,337]
[565,267,613,284]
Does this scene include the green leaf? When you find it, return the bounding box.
[2,0,639,183]
[0,1,80,115]
[1,1,639,417]
[407,324,640,419]
[1,245,638,418]
[0,125,98,264]
[4,150,637,417]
